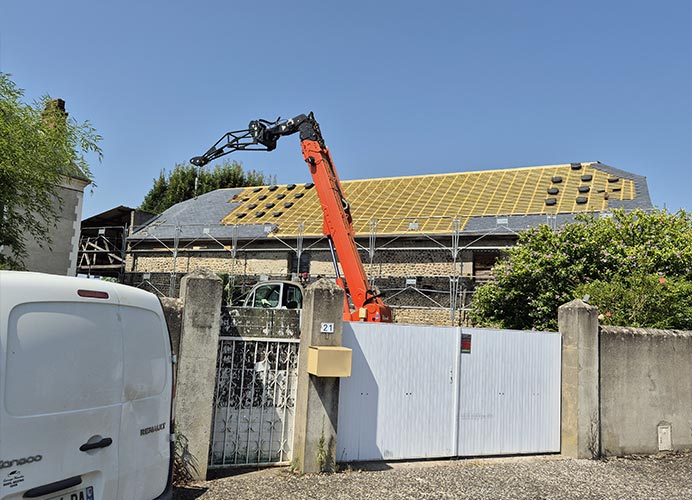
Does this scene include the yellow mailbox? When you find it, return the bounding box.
[307,346,352,377]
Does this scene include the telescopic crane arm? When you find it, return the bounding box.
[191,113,392,322]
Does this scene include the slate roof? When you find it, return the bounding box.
[129,188,272,242]
[130,162,652,242]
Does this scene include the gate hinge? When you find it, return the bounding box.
[171,354,177,365]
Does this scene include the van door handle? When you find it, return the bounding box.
[79,437,113,452]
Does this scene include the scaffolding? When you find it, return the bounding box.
[77,225,128,280]
[118,211,554,324]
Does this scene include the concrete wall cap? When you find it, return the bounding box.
[558,298,598,311]
[182,268,222,281]
[307,277,343,293]
[600,326,692,337]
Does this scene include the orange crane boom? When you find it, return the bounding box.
[191,112,392,322]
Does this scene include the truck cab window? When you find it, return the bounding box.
[252,284,281,308]
[283,284,303,309]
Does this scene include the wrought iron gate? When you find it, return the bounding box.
[209,308,300,467]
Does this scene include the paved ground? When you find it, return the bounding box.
[174,452,692,500]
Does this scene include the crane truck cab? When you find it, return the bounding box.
[0,271,174,500]
[241,281,304,310]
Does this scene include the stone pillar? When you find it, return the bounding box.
[175,269,223,480]
[559,299,600,458]
[293,279,345,473]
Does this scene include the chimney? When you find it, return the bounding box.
[47,98,67,114]
[41,98,69,127]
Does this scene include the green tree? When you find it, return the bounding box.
[139,160,274,214]
[0,73,102,269]
[471,209,692,331]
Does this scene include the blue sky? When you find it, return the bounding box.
[1,0,690,217]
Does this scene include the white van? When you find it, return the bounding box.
[0,272,174,500]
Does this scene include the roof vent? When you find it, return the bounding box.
[258,195,267,200]
[273,211,283,217]
[570,163,582,170]
[294,192,304,199]
[581,174,593,182]
[247,203,257,209]
[608,177,620,183]
[268,185,278,191]
[612,187,622,192]
[286,184,296,190]
[276,193,286,200]
[304,182,314,189]
[253,187,263,193]
[265,202,275,208]
[547,187,559,195]
[284,202,294,208]
[578,186,590,193]
[236,212,247,218]
[255,211,266,217]
[551,176,563,183]
[576,196,588,204]
[545,198,557,206]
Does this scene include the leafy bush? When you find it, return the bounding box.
[577,274,692,329]
[471,209,692,330]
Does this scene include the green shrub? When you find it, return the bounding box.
[471,209,692,330]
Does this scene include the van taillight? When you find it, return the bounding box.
[77,289,109,299]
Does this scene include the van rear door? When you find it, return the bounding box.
[115,288,173,500]
[0,273,122,500]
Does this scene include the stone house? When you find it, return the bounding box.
[13,175,90,276]
[125,161,652,325]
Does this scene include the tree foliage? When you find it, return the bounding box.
[471,209,692,331]
[0,73,102,269]
[139,160,274,214]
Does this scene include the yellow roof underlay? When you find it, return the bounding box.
[222,162,636,236]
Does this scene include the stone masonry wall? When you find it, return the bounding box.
[309,250,460,278]
[130,251,290,276]
[130,249,467,279]
[369,249,458,277]
[392,307,458,327]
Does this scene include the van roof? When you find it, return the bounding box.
[0,271,162,311]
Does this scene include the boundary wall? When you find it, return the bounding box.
[559,300,692,458]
